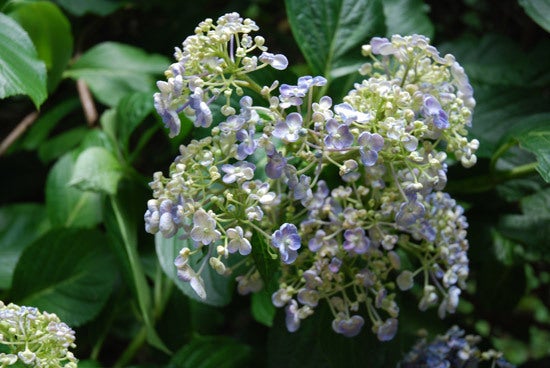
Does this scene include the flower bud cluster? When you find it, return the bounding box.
[399,326,514,368]
[146,14,478,341]
[0,301,77,368]
[153,12,288,137]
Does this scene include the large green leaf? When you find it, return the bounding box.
[499,188,550,259]
[5,0,73,92]
[0,13,46,108]
[114,91,154,150]
[70,146,124,195]
[156,234,235,307]
[382,0,434,38]
[285,0,384,78]
[64,42,169,106]
[106,188,170,354]
[38,126,89,163]
[167,335,251,368]
[53,0,123,16]
[517,128,550,182]
[251,230,279,289]
[10,228,115,326]
[45,153,103,228]
[251,288,276,327]
[469,88,550,158]
[519,0,550,32]
[0,204,50,289]
[18,97,80,151]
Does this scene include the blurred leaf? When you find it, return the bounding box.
[250,230,279,289]
[517,128,550,182]
[267,304,402,368]
[45,153,103,228]
[37,126,88,163]
[156,233,234,307]
[115,91,154,150]
[499,188,550,259]
[53,0,123,16]
[285,0,383,78]
[0,204,50,289]
[109,191,170,354]
[519,0,550,32]
[441,35,550,87]
[5,0,73,92]
[69,146,124,195]
[382,0,434,38]
[10,228,115,326]
[469,88,550,158]
[251,289,276,327]
[18,97,80,151]
[168,335,251,368]
[0,13,46,108]
[64,42,169,106]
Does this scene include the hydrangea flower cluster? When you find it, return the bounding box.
[146,14,479,341]
[0,301,77,368]
[399,326,514,368]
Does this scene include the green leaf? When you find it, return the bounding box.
[156,234,234,307]
[53,0,123,16]
[5,0,73,92]
[0,13,46,108]
[250,230,279,289]
[115,91,154,150]
[470,88,550,158]
[18,97,80,151]
[382,0,434,38]
[168,335,251,368]
[45,153,103,228]
[107,189,170,354]
[38,126,88,163]
[64,42,169,106]
[267,303,402,368]
[285,0,384,78]
[517,128,550,182]
[499,188,550,259]
[519,0,550,32]
[251,289,276,327]
[0,204,50,289]
[70,147,124,195]
[10,228,115,326]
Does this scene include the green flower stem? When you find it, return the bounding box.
[489,139,517,173]
[113,326,147,368]
[446,161,539,193]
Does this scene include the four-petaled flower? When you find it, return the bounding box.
[332,314,365,337]
[190,209,221,245]
[324,119,354,150]
[272,112,303,142]
[358,132,384,166]
[271,223,301,264]
[227,226,252,255]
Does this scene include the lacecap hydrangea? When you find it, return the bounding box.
[0,301,77,368]
[145,13,479,340]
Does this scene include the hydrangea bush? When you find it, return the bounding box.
[145,12,479,340]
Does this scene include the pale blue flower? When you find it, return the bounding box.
[285,300,300,332]
[154,93,180,137]
[221,162,255,183]
[190,209,221,245]
[324,119,354,150]
[236,128,257,159]
[358,132,384,166]
[343,228,370,254]
[334,103,371,124]
[271,223,301,264]
[377,318,398,341]
[265,150,286,179]
[422,95,449,129]
[227,226,252,255]
[332,314,364,337]
[272,112,303,142]
[259,51,288,70]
